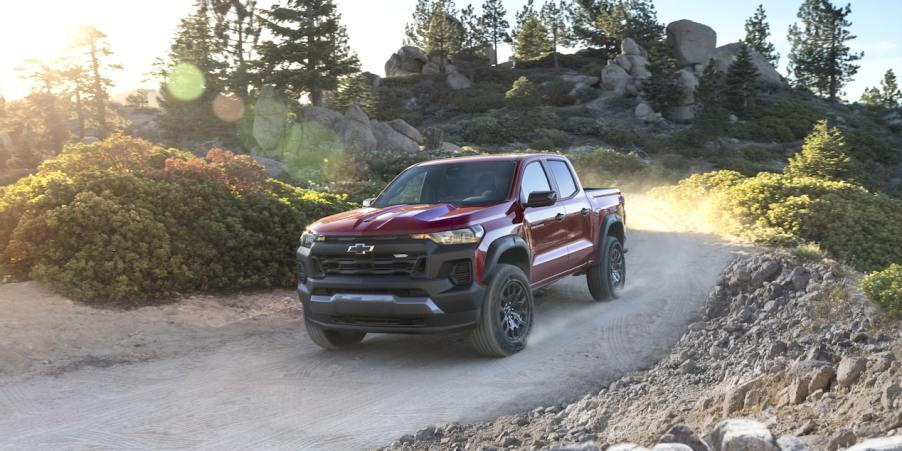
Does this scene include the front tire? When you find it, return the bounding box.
[587,236,626,301]
[305,318,366,350]
[470,264,534,357]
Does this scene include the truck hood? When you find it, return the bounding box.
[310,203,498,236]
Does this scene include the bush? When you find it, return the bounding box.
[505,76,544,110]
[450,83,506,113]
[0,135,353,303]
[456,115,512,145]
[861,264,902,318]
[529,129,571,150]
[785,120,858,182]
[561,117,602,136]
[653,170,902,271]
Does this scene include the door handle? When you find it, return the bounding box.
[555,213,565,221]
[580,208,591,215]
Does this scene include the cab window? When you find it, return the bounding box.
[519,162,552,202]
[547,160,578,198]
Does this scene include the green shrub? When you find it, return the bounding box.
[730,99,822,143]
[741,145,779,162]
[529,129,571,150]
[541,80,576,107]
[603,127,645,147]
[0,135,353,303]
[505,76,544,110]
[456,115,511,145]
[450,83,506,113]
[561,117,602,136]
[861,264,902,318]
[786,120,858,182]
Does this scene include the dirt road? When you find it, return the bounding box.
[0,196,741,450]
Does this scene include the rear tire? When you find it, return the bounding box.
[587,236,626,301]
[470,264,534,357]
[305,318,366,350]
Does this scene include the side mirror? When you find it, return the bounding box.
[524,190,557,208]
[362,198,375,207]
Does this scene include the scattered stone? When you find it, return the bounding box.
[825,428,855,451]
[846,435,902,451]
[446,70,473,90]
[777,435,811,451]
[883,383,901,409]
[659,424,710,451]
[705,419,779,451]
[836,357,867,388]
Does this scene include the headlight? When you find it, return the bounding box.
[412,225,484,245]
[300,230,321,248]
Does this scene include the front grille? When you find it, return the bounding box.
[311,287,429,298]
[330,316,426,327]
[298,260,308,284]
[317,255,424,276]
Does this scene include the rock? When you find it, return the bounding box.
[846,435,902,451]
[602,63,631,93]
[415,425,437,442]
[825,428,855,451]
[371,121,420,153]
[635,103,662,123]
[627,55,651,79]
[791,360,835,394]
[836,357,867,387]
[883,383,901,409]
[777,435,810,451]
[751,261,782,288]
[728,114,738,123]
[337,104,377,155]
[421,61,442,75]
[251,155,288,178]
[299,105,343,128]
[705,419,779,451]
[81,136,100,144]
[614,54,633,72]
[653,444,694,451]
[667,105,695,123]
[666,20,717,67]
[660,424,710,451]
[388,119,424,144]
[561,75,599,85]
[556,443,603,451]
[439,142,461,153]
[789,267,811,291]
[607,444,647,451]
[0,131,13,153]
[252,86,289,155]
[385,46,426,76]
[767,341,787,358]
[622,37,646,56]
[711,42,783,86]
[446,70,473,90]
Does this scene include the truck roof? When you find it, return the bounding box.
[415,153,563,167]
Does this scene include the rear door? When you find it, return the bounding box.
[519,161,569,285]
[545,159,595,269]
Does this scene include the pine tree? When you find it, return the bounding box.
[642,42,680,113]
[157,0,232,145]
[70,26,121,136]
[209,0,263,97]
[259,0,360,106]
[786,120,855,181]
[859,87,882,107]
[572,0,662,57]
[879,69,901,108]
[460,4,487,50]
[694,59,728,134]
[405,0,465,65]
[331,73,377,115]
[724,43,759,117]
[513,0,551,61]
[540,0,573,71]
[481,0,510,64]
[788,0,863,101]
[743,4,779,67]
[58,64,91,139]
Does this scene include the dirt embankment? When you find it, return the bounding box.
[384,253,902,451]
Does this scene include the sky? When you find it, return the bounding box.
[0,0,900,102]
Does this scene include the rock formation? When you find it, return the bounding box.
[384,45,492,91]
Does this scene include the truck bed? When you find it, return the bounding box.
[584,188,622,211]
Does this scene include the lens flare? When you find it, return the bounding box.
[165,63,205,101]
[212,93,245,122]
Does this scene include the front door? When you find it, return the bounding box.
[519,161,569,285]
[545,159,594,268]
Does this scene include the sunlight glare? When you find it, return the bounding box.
[212,94,245,123]
[165,63,205,101]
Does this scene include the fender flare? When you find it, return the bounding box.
[482,235,531,283]
[600,213,626,247]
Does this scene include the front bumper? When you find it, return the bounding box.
[297,239,485,334]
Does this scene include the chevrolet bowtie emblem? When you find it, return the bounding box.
[347,243,375,255]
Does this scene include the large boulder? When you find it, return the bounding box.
[385,46,427,76]
[704,419,779,451]
[388,119,424,144]
[0,132,13,154]
[372,121,420,153]
[299,105,343,128]
[667,105,695,123]
[251,86,289,156]
[676,69,700,105]
[336,104,377,155]
[627,55,651,79]
[666,20,717,67]
[602,63,631,93]
[847,436,902,451]
[422,61,442,75]
[621,37,647,57]
[711,42,783,86]
[635,103,662,124]
[446,70,473,90]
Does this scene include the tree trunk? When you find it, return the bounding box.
[89,39,107,136]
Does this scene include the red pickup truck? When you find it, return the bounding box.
[297,154,626,356]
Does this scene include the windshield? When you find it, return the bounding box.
[374,161,516,207]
